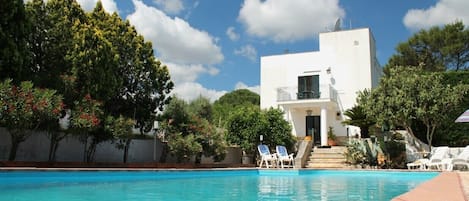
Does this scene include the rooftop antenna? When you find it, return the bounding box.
[333,18,341,31]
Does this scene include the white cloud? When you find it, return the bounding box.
[172,82,227,102]
[238,0,345,42]
[166,62,219,84]
[153,0,184,15]
[128,1,225,102]
[26,0,119,13]
[76,0,118,13]
[235,82,260,94]
[165,62,222,101]
[128,0,223,65]
[234,44,257,62]
[226,26,240,41]
[403,0,469,30]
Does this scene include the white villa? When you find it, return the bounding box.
[260,28,382,146]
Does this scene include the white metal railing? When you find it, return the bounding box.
[276,84,337,102]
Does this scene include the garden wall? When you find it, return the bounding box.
[0,127,242,165]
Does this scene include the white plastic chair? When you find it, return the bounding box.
[407,158,430,170]
[258,144,277,168]
[426,146,451,171]
[276,145,294,168]
[449,145,469,171]
[407,146,450,170]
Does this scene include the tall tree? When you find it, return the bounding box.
[189,96,213,121]
[359,66,468,149]
[226,106,265,156]
[24,0,87,162]
[386,21,469,72]
[436,71,469,146]
[24,1,174,162]
[66,21,120,102]
[64,16,121,162]
[25,0,87,92]
[214,89,260,106]
[212,89,259,127]
[261,108,295,152]
[0,0,30,81]
[88,3,173,133]
[226,106,295,156]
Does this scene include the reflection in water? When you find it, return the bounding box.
[255,172,432,201]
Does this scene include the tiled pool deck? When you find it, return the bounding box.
[1,167,468,200]
[393,171,469,201]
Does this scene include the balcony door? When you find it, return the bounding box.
[298,75,319,99]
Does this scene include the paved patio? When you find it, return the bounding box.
[393,172,469,201]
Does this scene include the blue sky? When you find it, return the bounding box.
[73,0,468,102]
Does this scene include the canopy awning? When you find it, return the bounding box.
[455,109,469,123]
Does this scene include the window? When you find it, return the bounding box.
[298,75,319,99]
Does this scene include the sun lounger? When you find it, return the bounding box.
[276,145,294,168]
[258,144,277,168]
[449,145,469,171]
[407,146,450,171]
[425,146,451,171]
[407,158,430,170]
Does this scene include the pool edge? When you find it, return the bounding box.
[392,172,467,201]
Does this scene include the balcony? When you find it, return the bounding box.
[276,84,338,102]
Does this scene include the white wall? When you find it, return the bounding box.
[261,51,329,109]
[260,28,382,138]
[0,127,163,163]
[319,28,374,110]
[0,128,242,164]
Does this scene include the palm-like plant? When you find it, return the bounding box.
[342,105,375,138]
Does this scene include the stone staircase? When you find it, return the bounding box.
[306,146,348,169]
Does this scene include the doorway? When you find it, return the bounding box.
[306,115,321,145]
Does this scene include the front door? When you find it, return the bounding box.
[306,116,321,145]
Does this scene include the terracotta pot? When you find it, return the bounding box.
[328,139,337,146]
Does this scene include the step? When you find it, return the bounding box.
[307,162,348,169]
[310,153,344,159]
[313,147,346,154]
[306,146,348,169]
[309,158,346,163]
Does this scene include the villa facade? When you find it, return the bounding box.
[260,28,382,146]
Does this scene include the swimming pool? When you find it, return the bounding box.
[0,169,437,201]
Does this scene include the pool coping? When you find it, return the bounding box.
[392,171,468,201]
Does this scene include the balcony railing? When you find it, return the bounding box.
[276,84,337,102]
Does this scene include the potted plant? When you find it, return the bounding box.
[327,126,337,146]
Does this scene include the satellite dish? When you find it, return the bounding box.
[334,18,341,31]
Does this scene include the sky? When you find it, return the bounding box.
[71,0,469,102]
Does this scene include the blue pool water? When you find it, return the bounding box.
[0,170,437,201]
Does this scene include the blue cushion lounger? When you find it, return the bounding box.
[276,145,294,168]
[258,144,277,168]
